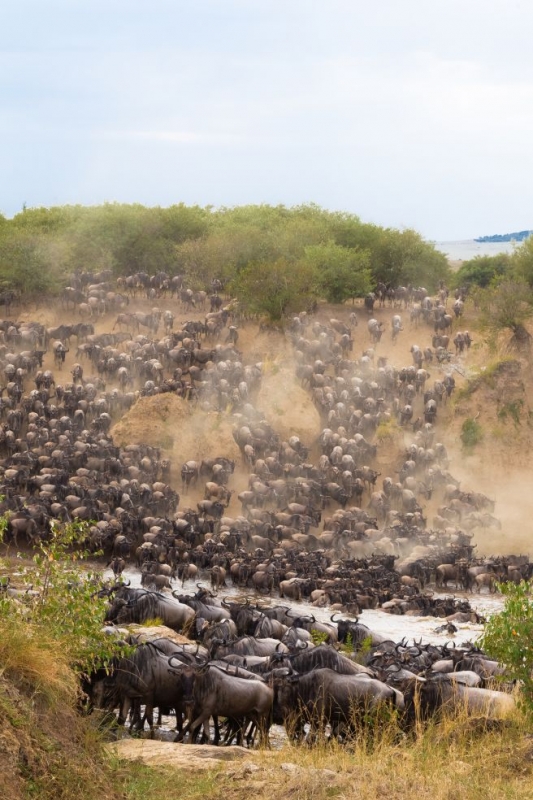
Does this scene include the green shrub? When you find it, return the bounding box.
[497,399,524,426]
[460,417,483,448]
[1,519,130,677]
[480,580,533,714]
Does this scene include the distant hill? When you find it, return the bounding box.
[475,230,532,243]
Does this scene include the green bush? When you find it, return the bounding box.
[453,254,511,289]
[480,580,533,713]
[0,519,129,677]
[460,417,483,448]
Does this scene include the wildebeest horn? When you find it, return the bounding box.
[221,598,230,607]
[330,614,341,623]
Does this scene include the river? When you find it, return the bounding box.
[434,239,519,262]
[108,567,504,649]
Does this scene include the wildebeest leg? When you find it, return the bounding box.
[182,711,209,744]
[130,699,145,732]
[250,712,270,748]
[118,696,133,727]
[246,720,258,748]
[210,714,223,745]
[173,704,184,738]
[221,718,240,745]
[143,701,155,737]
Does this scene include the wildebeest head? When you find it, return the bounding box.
[104,596,128,622]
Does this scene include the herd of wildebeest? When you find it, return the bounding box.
[0,271,529,745]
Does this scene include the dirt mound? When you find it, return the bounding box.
[111,394,190,451]
[256,365,321,445]
[450,356,533,470]
[111,393,241,480]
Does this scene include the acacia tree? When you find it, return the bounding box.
[0,229,61,295]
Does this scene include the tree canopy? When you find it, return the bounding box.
[453,253,511,289]
[0,202,451,314]
[478,279,533,348]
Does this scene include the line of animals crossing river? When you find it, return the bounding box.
[0,271,528,745]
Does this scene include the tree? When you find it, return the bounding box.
[0,201,450,298]
[479,279,533,348]
[511,235,533,288]
[369,227,450,290]
[304,241,372,303]
[453,253,511,289]
[231,257,318,322]
[0,228,62,295]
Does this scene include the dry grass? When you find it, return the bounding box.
[109,710,533,800]
[0,614,124,800]
[0,616,78,707]
[4,607,531,800]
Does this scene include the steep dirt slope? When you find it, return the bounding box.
[12,291,533,554]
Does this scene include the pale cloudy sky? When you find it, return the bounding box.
[1,0,532,239]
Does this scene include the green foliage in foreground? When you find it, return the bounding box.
[480,580,533,713]
[0,520,129,677]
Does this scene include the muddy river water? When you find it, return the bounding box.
[107,567,504,648]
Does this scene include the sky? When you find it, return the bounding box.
[1,0,532,240]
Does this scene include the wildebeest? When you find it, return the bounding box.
[176,663,273,745]
[405,674,515,724]
[272,667,403,741]
[105,589,195,632]
[90,640,192,734]
[211,635,289,659]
